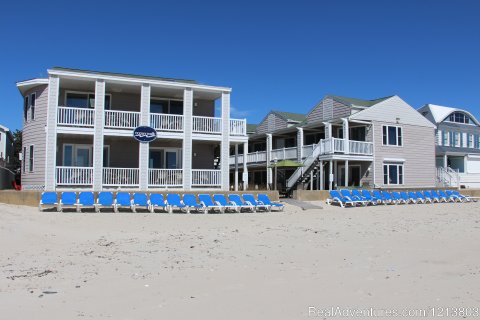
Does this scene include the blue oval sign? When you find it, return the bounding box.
[133,126,157,143]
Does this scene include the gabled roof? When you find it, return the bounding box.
[246,124,258,133]
[329,95,394,108]
[271,111,306,122]
[419,104,480,126]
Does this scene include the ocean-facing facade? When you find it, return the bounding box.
[17,67,248,191]
[419,104,480,188]
[230,95,437,193]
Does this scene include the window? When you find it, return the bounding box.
[24,96,29,121]
[23,146,26,173]
[65,92,111,109]
[468,134,473,148]
[448,112,474,124]
[455,132,461,147]
[383,163,404,185]
[150,99,183,115]
[350,127,366,141]
[29,145,34,172]
[382,125,402,146]
[30,93,36,120]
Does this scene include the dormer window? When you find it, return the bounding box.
[448,112,473,124]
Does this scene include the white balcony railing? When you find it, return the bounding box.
[230,119,246,136]
[270,147,297,161]
[193,116,222,134]
[148,169,183,187]
[103,168,139,186]
[57,107,95,127]
[150,113,183,131]
[333,138,345,152]
[105,110,140,129]
[56,166,93,185]
[191,169,221,186]
[302,144,316,158]
[349,140,374,155]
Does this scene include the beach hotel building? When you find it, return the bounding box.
[419,104,480,188]
[17,67,248,191]
[231,95,437,193]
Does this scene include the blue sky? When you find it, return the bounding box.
[1,0,479,131]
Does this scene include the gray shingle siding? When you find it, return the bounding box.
[256,113,287,134]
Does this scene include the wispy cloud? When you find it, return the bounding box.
[215,104,251,119]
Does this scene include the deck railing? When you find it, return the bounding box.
[150,113,184,131]
[191,169,221,186]
[349,140,374,155]
[57,107,95,127]
[230,119,246,136]
[193,116,222,134]
[103,168,139,186]
[148,169,183,187]
[270,147,297,161]
[56,166,93,185]
[302,144,316,158]
[105,110,140,129]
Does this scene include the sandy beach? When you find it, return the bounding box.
[1,201,480,319]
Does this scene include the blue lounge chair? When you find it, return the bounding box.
[399,191,415,204]
[391,191,407,204]
[77,192,95,212]
[351,190,374,205]
[430,190,447,203]
[408,191,423,204]
[445,190,462,202]
[166,194,187,213]
[95,192,115,212]
[58,192,77,212]
[132,193,149,212]
[415,191,432,204]
[183,194,206,214]
[381,191,398,205]
[450,190,476,202]
[243,194,270,212]
[341,189,367,206]
[257,194,285,211]
[438,190,455,203]
[228,194,254,212]
[326,190,356,208]
[421,191,436,203]
[39,192,58,211]
[115,192,132,212]
[199,194,223,213]
[361,190,382,205]
[213,194,239,213]
[371,190,389,204]
[149,194,168,212]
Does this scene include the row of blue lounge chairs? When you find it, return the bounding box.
[327,189,477,208]
[39,192,285,213]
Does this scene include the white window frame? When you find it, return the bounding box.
[149,147,182,169]
[28,145,34,173]
[382,125,403,147]
[24,95,29,122]
[23,146,26,173]
[468,134,474,148]
[30,92,36,121]
[64,90,112,109]
[62,144,111,167]
[383,162,404,185]
[445,112,475,125]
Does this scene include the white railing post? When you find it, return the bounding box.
[183,88,193,190]
[93,79,105,191]
[139,83,150,190]
[220,92,230,190]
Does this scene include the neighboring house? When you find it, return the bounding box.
[0,125,14,166]
[418,104,480,188]
[230,95,437,192]
[16,67,247,191]
[0,125,15,189]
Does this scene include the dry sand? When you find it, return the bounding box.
[1,201,480,319]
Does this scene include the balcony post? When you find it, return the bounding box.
[243,141,248,190]
[92,79,105,191]
[329,160,333,190]
[345,160,349,187]
[323,122,332,139]
[44,75,60,191]
[183,88,193,190]
[220,91,230,190]
[342,118,349,154]
[139,84,151,190]
[266,133,272,189]
[297,127,303,161]
[234,143,239,191]
[319,160,324,190]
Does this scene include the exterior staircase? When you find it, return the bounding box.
[436,167,459,188]
[286,142,324,194]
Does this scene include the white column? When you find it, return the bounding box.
[220,92,230,191]
[342,118,349,154]
[437,129,442,145]
[182,88,193,190]
[319,160,324,190]
[234,144,239,191]
[44,75,60,191]
[243,141,248,190]
[443,154,448,168]
[345,160,349,187]
[297,127,303,161]
[266,133,272,189]
[93,80,106,191]
[138,84,150,190]
[310,171,313,190]
[324,122,332,139]
[329,160,333,190]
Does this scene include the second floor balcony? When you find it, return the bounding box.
[57,106,247,136]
